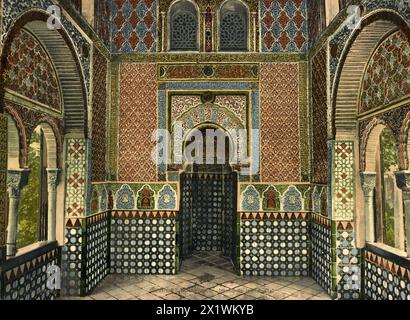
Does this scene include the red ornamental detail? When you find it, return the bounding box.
[293,10,305,29]
[263,11,274,29]
[278,11,290,29]
[144,32,154,50]
[144,10,154,29]
[115,0,126,9]
[264,31,275,50]
[294,31,305,49]
[114,10,126,29]
[129,32,140,49]
[279,31,290,49]
[205,7,212,52]
[114,32,126,49]
[129,0,139,8]
[129,11,140,28]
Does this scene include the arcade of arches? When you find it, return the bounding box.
[0,0,409,301]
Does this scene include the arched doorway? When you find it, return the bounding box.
[179,126,238,273]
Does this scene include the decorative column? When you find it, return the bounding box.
[395,171,410,258]
[360,172,377,243]
[6,169,30,257]
[161,11,166,52]
[47,168,60,242]
[251,12,257,52]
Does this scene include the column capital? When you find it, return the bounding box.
[7,169,30,198]
[46,168,60,190]
[360,172,376,196]
[395,171,410,192]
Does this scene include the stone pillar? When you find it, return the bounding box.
[161,11,166,52]
[251,12,257,52]
[6,169,30,257]
[395,171,410,258]
[47,168,60,242]
[360,172,376,243]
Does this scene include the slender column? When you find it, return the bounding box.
[251,12,257,52]
[395,171,410,258]
[161,11,166,52]
[360,172,377,243]
[6,169,30,257]
[47,168,60,242]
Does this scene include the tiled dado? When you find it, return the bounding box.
[1,242,60,300]
[311,213,333,296]
[335,221,361,300]
[239,212,309,276]
[110,211,178,275]
[62,212,110,296]
[364,245,410,300]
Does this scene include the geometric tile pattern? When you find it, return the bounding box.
[312,45,328,184]
[0,114,7,247]
[62,224,83,296]
[260,63,300,182]
[311,214,333,296]
[332,141,355,220]
[85,212,110,295]
[118,64,157,182]
[2,245,61,300]
[91,47,108,182]
[65,139,88,217]
[336,222,360,300]
[111,0,157,53]
[360,31,410,114]
[4,29,61,110]
[364,251,410,300]
[240,216,309,276]
[110,214,177,275]
[260,0,308,52]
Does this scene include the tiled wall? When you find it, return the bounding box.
[1,243,60,300]
[111,0,157,53]
[110,211,178,275]
[364,246,410,300]
[311,214,333,296]
[260,0,308,52]
[239,213,310,276]
[85,212,110,294]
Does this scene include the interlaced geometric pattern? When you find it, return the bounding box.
[260,63,301,182]
[220,12,247,51]
[91,48,108,182]
[240,217,309,276]
[2,245,60,300]
[333,142,355,220]
[85,212,109,294]
[118,64,157,182]
[110,216,177,275]
[170,12,198,51]
[311,214,332,295]
[364,251,410,300]
[312,46,328,184]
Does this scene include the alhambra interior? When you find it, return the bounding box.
[0,0,409,301]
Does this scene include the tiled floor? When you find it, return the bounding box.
[62,252,331,300]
